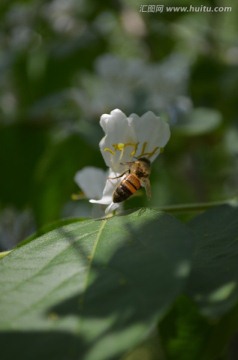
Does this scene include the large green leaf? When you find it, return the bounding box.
[159,295,213,360]
[187,204,238,317]
[159,205,238,360]
[159,294,238,360]
[0,209,194,360]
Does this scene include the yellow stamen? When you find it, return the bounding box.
[104,147,115,155]
[116,143,124,151]
[147,146,160,158]
[130,143,139,156]
[105,142,138,156]
[104,142,159,159]
[137,142,160,158]
[141,142,147,155]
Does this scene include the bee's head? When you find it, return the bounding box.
[137,157,151,165]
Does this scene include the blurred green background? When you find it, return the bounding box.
[0,0,238,249]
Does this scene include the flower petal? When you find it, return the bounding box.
[129,111,170,162]
[90,169,121,205]
[99,109,136,172]
[105,202,121,214]
[74,167,108,199]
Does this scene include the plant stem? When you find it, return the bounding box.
[157,197,238,214]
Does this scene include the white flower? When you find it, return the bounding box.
[74,167,108,201]
[100,109,170,174]
[89,109,171,214]
[89,168,122,214]
[74,166,123,216]
[74,167,113,216]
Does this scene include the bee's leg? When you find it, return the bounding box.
[108,170,129,180]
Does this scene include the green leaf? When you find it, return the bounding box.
[0,209,194,360]
[187,204,238,317]
[175,108,222,136]
[159,294,238,360]
[159,295,212,360]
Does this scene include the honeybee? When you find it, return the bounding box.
[112,157,151,203]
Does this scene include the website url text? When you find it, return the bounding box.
[139,4,232,13]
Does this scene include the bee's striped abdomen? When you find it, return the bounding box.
[113,174,141,203]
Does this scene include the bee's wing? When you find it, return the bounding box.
[142,178,151,200]
[108,170,128,179]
